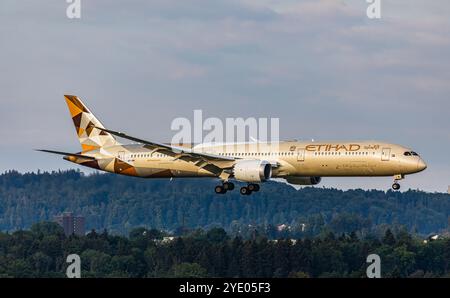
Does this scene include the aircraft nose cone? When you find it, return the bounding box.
[417,159,427,172]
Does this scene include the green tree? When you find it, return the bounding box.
[383,229,396,246]
[206,228,228,243]
[171,262,207,278]
[30,222,65,239]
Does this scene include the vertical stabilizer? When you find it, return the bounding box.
[64,95,120,152]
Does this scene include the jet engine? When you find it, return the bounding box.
[233,160,272,183]
[285,176,322,185]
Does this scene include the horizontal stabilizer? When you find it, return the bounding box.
[36,149,96,160]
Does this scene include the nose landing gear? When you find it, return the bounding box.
[392,182,401,191]
[391,174,404,191]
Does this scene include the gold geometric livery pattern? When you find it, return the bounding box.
[64,95,120,152]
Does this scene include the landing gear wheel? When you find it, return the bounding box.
[223,182,235,191]
[247,184,260,192]
[240,186,252,196]
[215,185,227,194]
[392,183,400,191]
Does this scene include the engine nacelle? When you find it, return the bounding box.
[233,160,272,183]
[285,176,322,186]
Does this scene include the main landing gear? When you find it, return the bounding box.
[240,184,260,196]
[214,182,260,195]
[391,174,404,191]
[214,182,235,194]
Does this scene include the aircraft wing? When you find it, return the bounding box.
[94,127,235,175]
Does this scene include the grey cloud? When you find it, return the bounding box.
[84,0,276,22]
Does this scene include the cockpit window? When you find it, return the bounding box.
[404,151,419,157]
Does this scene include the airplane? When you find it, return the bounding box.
[38,95,427,195]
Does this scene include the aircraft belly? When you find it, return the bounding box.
[292,158,400,177]
[336,161,372,176]
[133,160,215,178]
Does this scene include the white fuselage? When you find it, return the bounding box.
[73,141,427,180]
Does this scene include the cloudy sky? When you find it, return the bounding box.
[1,0,449,192]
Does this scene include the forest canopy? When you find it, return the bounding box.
[0,223,449,278]
[0,170,449,236]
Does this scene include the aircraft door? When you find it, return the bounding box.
[118,151,126,161]
[297,148,305,162]
[381,148,391,161]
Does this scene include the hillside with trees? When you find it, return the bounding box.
[0,223,449,278]
[0,170,449,236]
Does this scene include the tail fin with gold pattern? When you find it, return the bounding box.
[64,95,120,152]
